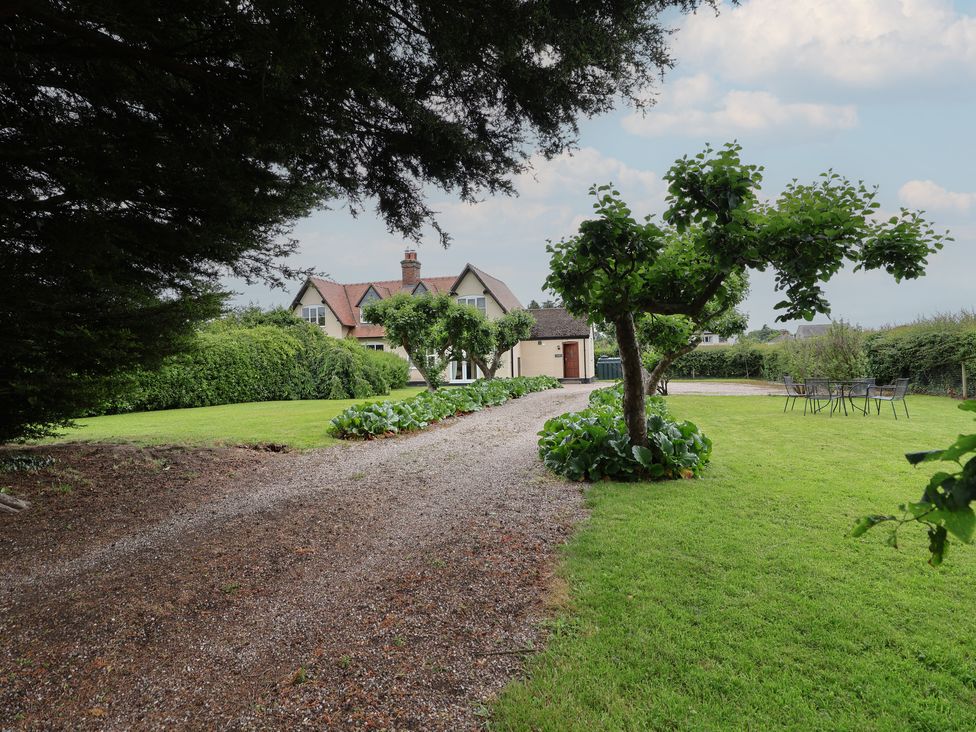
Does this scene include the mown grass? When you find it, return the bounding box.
[47,388,424,449]
[493,394,976,731]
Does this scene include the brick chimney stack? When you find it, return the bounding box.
[401,249,421,288]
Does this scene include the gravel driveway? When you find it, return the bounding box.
[1,384,598,731]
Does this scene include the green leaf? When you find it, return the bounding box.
[943,507,976,543]
[905,450,943,465]
[940,434,976,463]
[959,400,976,413]
[632,445,655,469]
[928,525,949,567]
[850,514,888,537]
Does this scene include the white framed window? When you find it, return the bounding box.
[301,305,326,326]
[457,295,486,316]
[364,343,385,351]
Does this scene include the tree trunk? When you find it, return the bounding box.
[614,313,648,447]
[0,493,31,513]
[472,355,498,380]
[645,343,697,396]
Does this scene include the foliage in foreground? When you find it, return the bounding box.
[853,400,976,566]
[539,383,711,482]
[3,0,708,443]
[330,376,560,439]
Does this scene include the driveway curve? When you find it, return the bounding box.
[1,384,599,731]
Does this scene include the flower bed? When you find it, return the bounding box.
[538,383,711,482]
[330,376,561,438]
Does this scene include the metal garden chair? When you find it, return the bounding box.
[846,378,876,415]
[803,378,842,415]
[867,378,911,419]
[783,375,804,412]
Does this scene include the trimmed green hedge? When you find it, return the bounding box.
[660,318,975,396]
[866,329,976,397]
[105,310,409,413]
[330,376,561,438]
[538,383,711,482]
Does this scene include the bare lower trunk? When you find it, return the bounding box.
[0,493,31,513]
[645,343,697,396]
[472,355,499,381]
[614,313,648,448]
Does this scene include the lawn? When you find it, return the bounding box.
[47,388,424,449]
[493,394,976,731]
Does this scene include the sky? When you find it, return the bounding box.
[228,0,976,331]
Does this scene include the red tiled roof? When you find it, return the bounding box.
[300,268,521,337]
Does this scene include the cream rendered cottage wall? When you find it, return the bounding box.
[451,270,519,379]
[519,338,589,379]
[294,285,347,338]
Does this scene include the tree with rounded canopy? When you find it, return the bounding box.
[638,303,749,395]
[546,143,949,448]
[362,293,479,391]
[457,309,536,381]
[2,0,715,442]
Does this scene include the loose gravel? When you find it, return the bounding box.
[1,384,599,731]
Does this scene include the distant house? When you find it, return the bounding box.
[289,250,594,384]
[698,332,737,347]
[793,323,832,339]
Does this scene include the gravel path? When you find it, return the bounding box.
[1,384,598,731]
[666,380,780,396]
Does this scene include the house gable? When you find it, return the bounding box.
[449,264,522,316]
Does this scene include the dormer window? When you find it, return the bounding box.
[359,287,381,324]
[301,305,326,326]
[457,295,486,316]
[413,282,428,296]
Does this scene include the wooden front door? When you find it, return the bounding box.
[562,342,579,378]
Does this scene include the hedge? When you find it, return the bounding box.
[866,329,976,397]
[658,318,976,397]
[103,311,409,413]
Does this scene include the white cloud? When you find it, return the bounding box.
[677,0,976,87]
[438,147,667,232]
[899,179,976,211]
[622,73,857,137]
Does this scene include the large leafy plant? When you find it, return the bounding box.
[852,400,976,565]
[538,384,711,482]
[330,376,560,438]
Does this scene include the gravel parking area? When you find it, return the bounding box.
[666,380,780,396]
[1,384,597,731]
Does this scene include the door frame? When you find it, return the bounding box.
[562,341,580,379]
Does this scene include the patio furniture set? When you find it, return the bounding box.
[782,376,911,419]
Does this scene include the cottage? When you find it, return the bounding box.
[289,250,594,384]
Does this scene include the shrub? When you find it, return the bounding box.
[669,343,765,379]
[105,309,409,412]
[865,313,976,397]
[587,382,670,416]
[763,322,869,381]
[538,402,710,482]
[330,376,561,438]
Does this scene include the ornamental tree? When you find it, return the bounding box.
[546,143,949,448]
[638,304,749,395]
[459,310,536,380]
[2,0,713,441]
[363,293,474,391]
